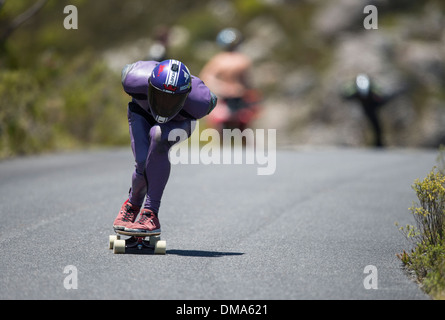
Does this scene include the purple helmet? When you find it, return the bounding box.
[148,59,192,123]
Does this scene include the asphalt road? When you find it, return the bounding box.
[0,147,437,300]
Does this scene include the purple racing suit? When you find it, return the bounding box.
[121,60,217,214]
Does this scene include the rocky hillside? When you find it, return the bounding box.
[245,0,445,148]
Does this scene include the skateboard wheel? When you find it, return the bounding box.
[149,235,161,246]
[154,240,166,255]
[109,235,120,249]
[113,239,126,254]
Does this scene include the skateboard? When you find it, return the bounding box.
[109,230,166,255]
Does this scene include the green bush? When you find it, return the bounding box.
[0,69,55,157]
[408,169,445,245]
[58,54,129,146]
[396,149,445,299]
[0,52,129,158]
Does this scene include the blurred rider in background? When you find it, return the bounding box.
[200,28,261,134]
[146,25,170,61]
[342,74,389,148]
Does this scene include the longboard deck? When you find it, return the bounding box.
[115,230,161,237]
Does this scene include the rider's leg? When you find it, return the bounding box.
[143,119,194,214]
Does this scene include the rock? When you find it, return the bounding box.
[312,0,373,40]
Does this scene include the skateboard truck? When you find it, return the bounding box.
[109,231,166,255]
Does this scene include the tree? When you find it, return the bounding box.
[0,0,48,45]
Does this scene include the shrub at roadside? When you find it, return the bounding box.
[396,149,445,299]
[0,53,129,158]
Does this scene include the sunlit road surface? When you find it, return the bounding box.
[0,147,435,299]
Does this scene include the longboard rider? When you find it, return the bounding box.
[113,59,217,234]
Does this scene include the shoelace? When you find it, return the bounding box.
[137,212,153,225]
[121,205,137,222]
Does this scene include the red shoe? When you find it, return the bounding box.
[113,199,141,231]
[125,209,161,235]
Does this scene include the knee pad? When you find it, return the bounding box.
[149,125,171,153]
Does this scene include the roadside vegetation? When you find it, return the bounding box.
[0,52,130,158]
[396,146,445,299]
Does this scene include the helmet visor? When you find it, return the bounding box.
[148,83,189,119]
